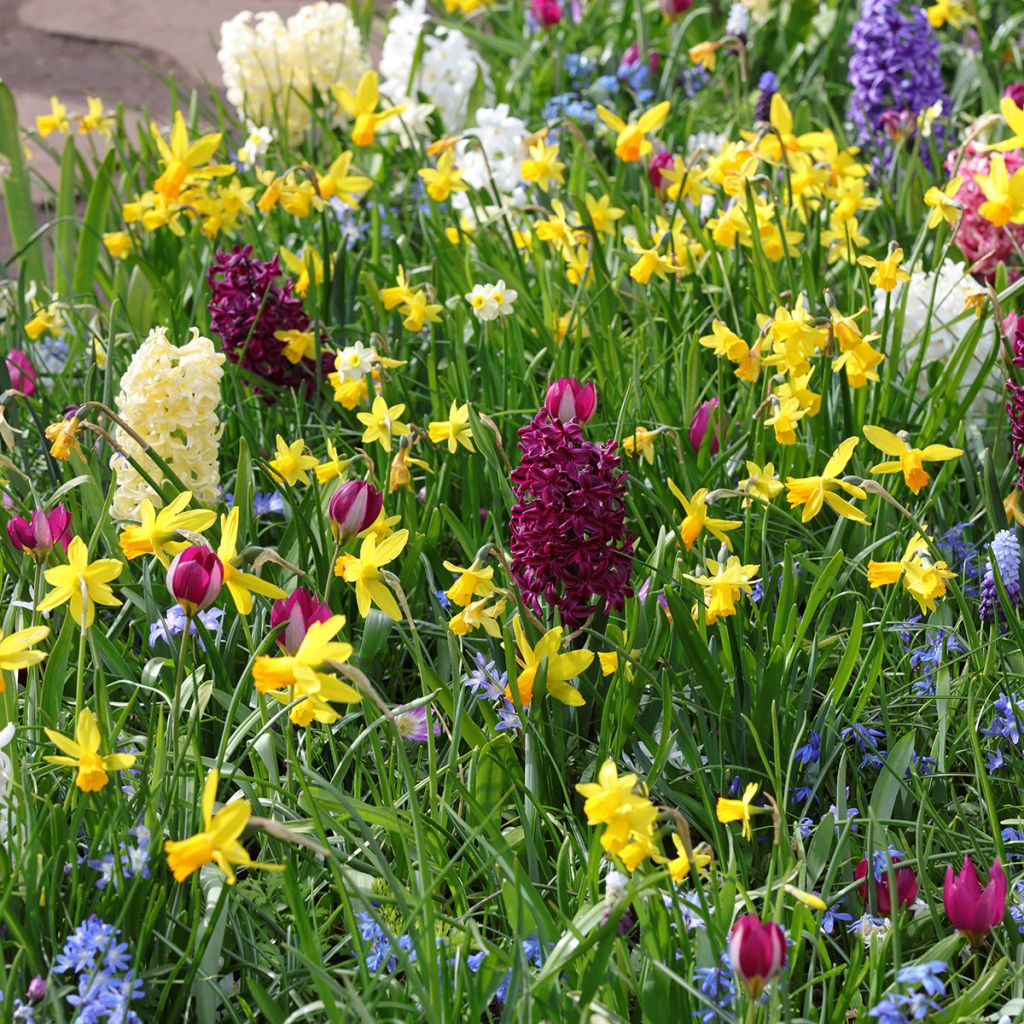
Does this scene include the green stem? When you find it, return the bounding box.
[74,621,88,720]
[171,613,194,760]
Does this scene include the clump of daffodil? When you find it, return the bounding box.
[428,402,475,454]
[335,531,409,620]
[216,508,288,615]
[44,709,136,793]
[0,625,50,689]
[118,491,216,566]
[862,426,962,494]
[716,782,766,841]
[449,598,507,638]
[164,769,283,884]
[253,614,360,726]
[667,482,741,551]
[268,436,318,486]
[37,537,122,628]
[509,615,593,708]
[784,438,870,524]
[684,555,760,625]
[575,760,660,871]
[737,461,783,506]
[867,533,956,614]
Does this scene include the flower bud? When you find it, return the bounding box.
[270,587,332,655]
[6,349,37,396]
[1004,83,1024,108]
[944,855,1007,946]
[27,976,47,1002]
[658,0,692,17]
[689,397,725,455]
[530,0,562,26]
[6,505,71,558]
[728,915,786,998]
[855,855,917,916]
[544,377,596,423]
[328,480,383,542]
[167,545,224,614]
[648,150,675,193]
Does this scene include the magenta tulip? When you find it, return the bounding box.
[855,856,917,916]
[1004,83,1024,108]
[944,855,1007,946]
[544,377,596,424]
[328,480,383,542]
[6,505,71,557]
[729,915,786,998]
[167,546,224,614]
[648,151,675,193]
[530,0,562,26]
[658,0,692,16]
[6,349,36,396]
[270,588,333,655]
[689,397,725,455]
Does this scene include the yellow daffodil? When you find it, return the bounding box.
[624,236,673,284]
[667,482,741,551]
[118,491,216,566]
[151,110,233,201]
[926,0,970,28]
[683,555,759,625]
[316,150,372,206]
[417,148,468,202]
[274,329,316,364]
[521,140,565,192]
[974,153,1024,227]
[268,435,318,486]
[784,438,870,524]
[332,70,406,147]
[164,769,283,883]
[37,536,122,628]
[621,427,658,464]
[716,782,764,840]
[315,440,354,485]
[596,100,671,162]
[357,397,410,452]
[78,97,114,137]
[858,246,910,292]
[36,96,69,137]
[924,176,963,228]
[448,598,506,638]
[1005,489,1024,527]
[862,425,962,494]
[279,245,325,297]
[510,615,593,708]
[0,625,49,689]
[428,401,475,454]
[991,96,1024,153]
[667,834,713,883]
[576,759,658,861]
[584,192,625,235]
[700,320,748,362]
[103,232,132,259]
[217,508,288,615]
[688,40,718,71]
[737,461,783,505]
[443,559,496,606]
[867,533,956,614]
[335,530,409,620]
[43,709,135,793]
[764,394,806,446]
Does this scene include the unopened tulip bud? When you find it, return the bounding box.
[689,397,724,455]
[328,480,383,542]
[729,915,786,999]
[855,854,917,916]
[544,377,596,423]
[530,0,562,26]
[6,504,71,558]
[648,151,675,193]
[270,588,332,655]
[944,855,1007,946]
[167,546,223,614]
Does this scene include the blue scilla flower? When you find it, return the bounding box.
[694,954,736,1024]
[871,846,906,883]
[895,961,946,997]
[794,730,821,766]
[252,491,285,517]
[53,917,120,976]
[564,53,595,83]
[821,904,853,934]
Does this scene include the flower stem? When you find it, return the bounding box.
[171,613,194,760]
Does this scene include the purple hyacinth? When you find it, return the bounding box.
[754,71,777,125]
[847,0,949,172]
[509,396,634,628]
[980,530,1021,625]
[207,244,328,396]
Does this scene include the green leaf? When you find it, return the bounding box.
[73,149,115,297]
[0,81,45,283]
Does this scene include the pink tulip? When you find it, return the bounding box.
[1004,83,1024,108]
[944,855,1007,945]
[855,856,917,916]
[544,377,596,423]
[5,349,36,396]
[648,150,675,193]
[729,915,786,998]
[531,0,562,26]
[328,480,383,542]
[270,588,333,655]
[167,546,223,614]
[689,398,724,455]
[6,505,71,557]
[658,0,693,16]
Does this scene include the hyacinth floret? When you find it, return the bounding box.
[509,397,634,628]
[207,244,326,395]
[846,0,949,171]
[980,529,1021,625]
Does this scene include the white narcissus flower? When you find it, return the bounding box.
[466,284,497,322]
[237,123,274,170]
[489,280,518,316]
[335,341,376,382]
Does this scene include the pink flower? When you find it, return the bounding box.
[1004,83,1024,108]
[270,588,332,655]
[167,546,224,614]
[530,0,562,27]
[544,377,596,424]
[689,397,724,455]
[6,505,71,557]
[395,706,442,742]
[658,0,692,17]
[854,855,918,916]
[944,855,1007,945]
[328,480,383,541]
[729,915,786,998]
[648,151,675,193]
[5,349,36,396]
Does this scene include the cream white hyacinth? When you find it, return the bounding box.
[111,327,225,521]
[218,2,368,141]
